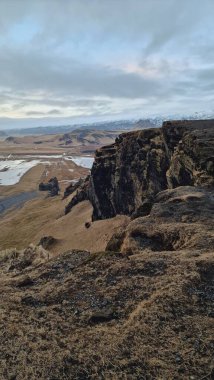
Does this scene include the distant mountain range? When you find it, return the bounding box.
[0,120,136,136]
[1,112,214,136]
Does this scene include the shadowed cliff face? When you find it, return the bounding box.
[89,128,169,220]
[88,120,214,220]
[163,120,214,188]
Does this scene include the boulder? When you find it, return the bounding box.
[38,236,57,249]
[63,178,85,199]
[89,308,118,324]
[85,222,91,229]
[39,177,60,196]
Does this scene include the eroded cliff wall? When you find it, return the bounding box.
[89,120,214,220]
[88,128,168,219]
[64,119,214,220]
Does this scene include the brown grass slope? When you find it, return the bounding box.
[0,186,213,380]
[0,197,128,254]
[0,129,120,155]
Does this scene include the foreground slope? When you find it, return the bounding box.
[0,187,213,379]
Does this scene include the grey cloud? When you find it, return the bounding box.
[1,0,213,52]
[0,47,162,99]
[0,0,213,128]
[0,43,213,114]
[47,109,61,115]
[25,109,62,116]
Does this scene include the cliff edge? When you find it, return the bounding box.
[86,119,214,220]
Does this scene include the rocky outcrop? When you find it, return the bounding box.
[107,186,214,255]
[163,120,214,188]
[88,128,168,220]
[38,236,57,250]
[88,120,214,220]
[5,136,16,143]
[64,176,90,214]
[63,177,86,199]
[39,177,60,196]
[59,133,72,145]
[64,120,214,218]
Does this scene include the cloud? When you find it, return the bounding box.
[0,0,213,128]
[0,44,164,100]
[25,109,62,116]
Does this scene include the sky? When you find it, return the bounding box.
[0,0,214,129]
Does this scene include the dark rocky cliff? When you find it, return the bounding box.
[89,128,168,220]
[163,120,214,188]
[89,120,214,220]
[65,119,214,220]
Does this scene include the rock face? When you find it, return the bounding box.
[63,177,86,199]
[39,177,60,196]
[163,120,214,188]
[88,120,214,220]
[64,176,90,214]
[107,186,214,255]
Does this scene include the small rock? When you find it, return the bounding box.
[62,300,69,306]
[38,236,57,249]
[15,276,34,287]
[8,374,16,380]
[89,308,118,324]
[131,199,153,219]
[175,353,183,363]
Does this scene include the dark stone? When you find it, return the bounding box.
[15,275,34,287]
[39,177,60,196]
[5,136,15,142]
[8,374,17,380]
[65,176,90,215]
[131,199,153,219]
[105,231,126,252]
[38,236,57,249]
[63,178,85,199]
[8,258,32,271]
[85,222,91,229]
[89,308,118,324]
[21,295,41,307]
